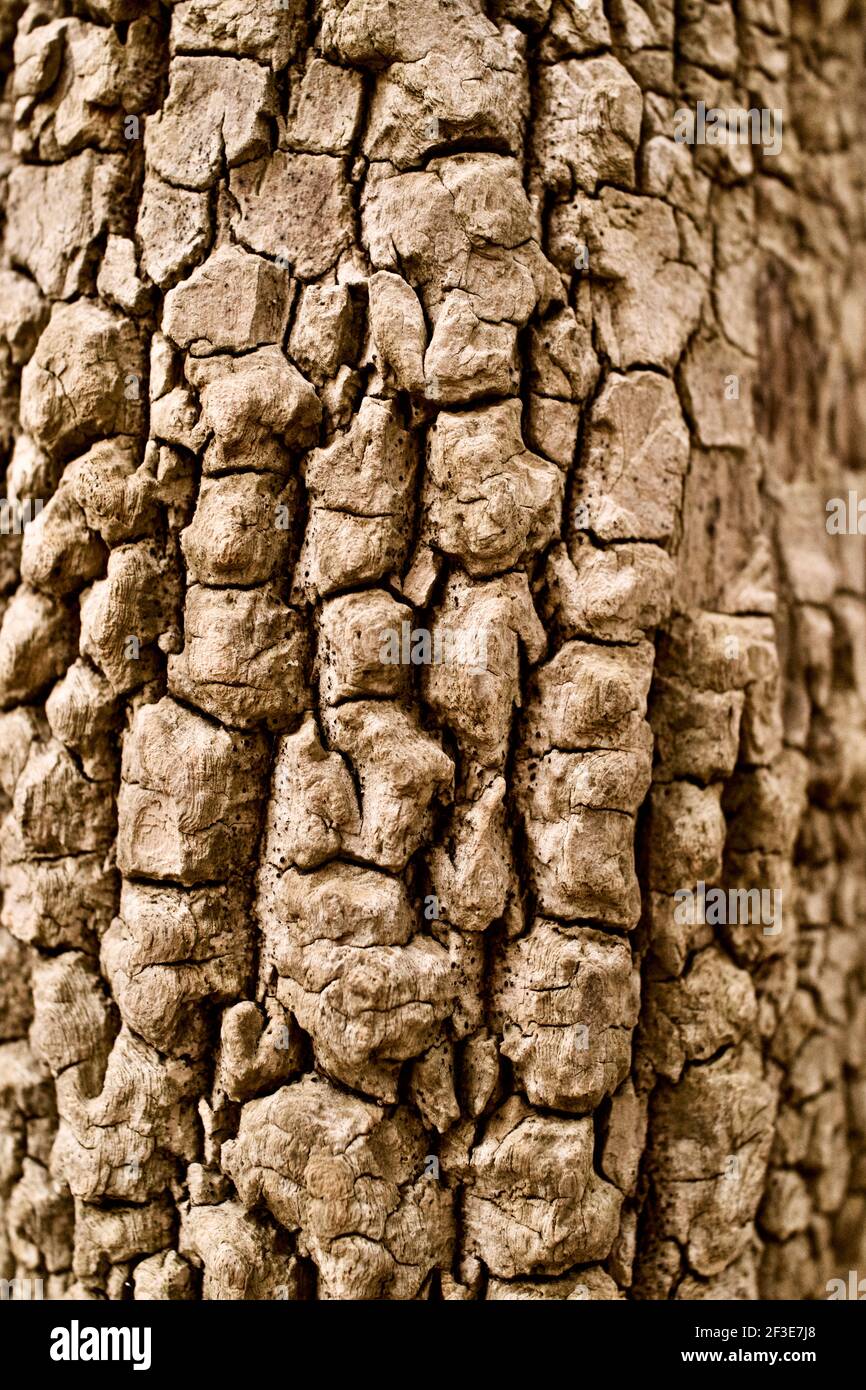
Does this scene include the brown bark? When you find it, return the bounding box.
[0,0,864,1302]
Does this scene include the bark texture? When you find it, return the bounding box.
[0,0,865,1302]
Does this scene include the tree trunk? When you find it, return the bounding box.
[0,0,864,1303]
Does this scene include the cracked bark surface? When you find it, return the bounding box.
[0,0,865,1302]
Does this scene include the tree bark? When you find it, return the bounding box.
[0,0,864,1302]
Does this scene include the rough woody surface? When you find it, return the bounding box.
[0,0,864,1305]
